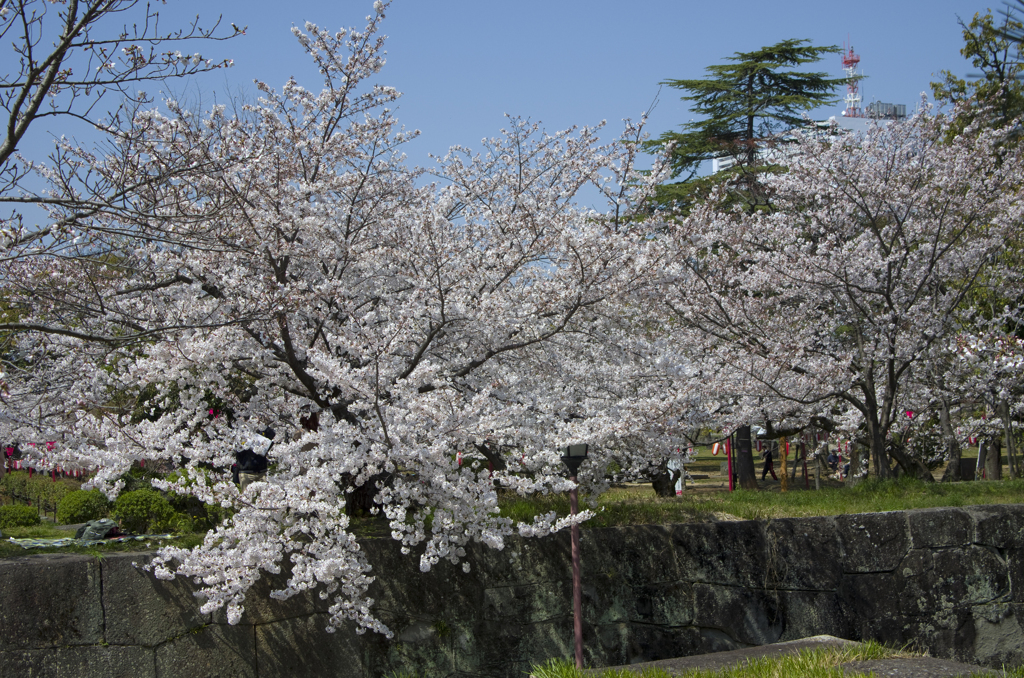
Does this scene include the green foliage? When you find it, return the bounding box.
[129,381,181,424]
[111,489,176,534]
[119,465,165,494]
[56,489,110,525]
[163,470,228,532]
[0,471,78,516]
[931,9,1024,128]
[0,504,40,528]
[646,39,844,214]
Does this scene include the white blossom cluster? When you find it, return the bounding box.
[0,3,676,635]
[649,105,1024,477]
[2,1,1023,636]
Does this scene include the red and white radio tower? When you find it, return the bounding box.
[841,42,863,117]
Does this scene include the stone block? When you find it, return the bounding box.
[231,569,333,626]
[0,646,155,678]
[455,618,572,676]
[627,580,695,627]
[376,618,454,678]
[697,627,751,653]
[0,554,103,650]
[692,583,783,646]
[836,512,909,573]
[907,507,973,549]
[776,590,855,642]
[968,505,1024,549]
[359,539,483,626]
[1010,547,1024,604]
[583,566,631,624]
[592,623,631,667]
[458,532,571,587]
[585,525,681,586]
[255,613,384,678]
[971,603,1024,668]
[667,520,766,588]
[155,623,256,678]
[891,546,1011,615]
[101,552,210,646]
[839,572,903,623]
[764,516,843,590]
[942,547,1011,606]
[625,623,703,665]
[483,581,570,623]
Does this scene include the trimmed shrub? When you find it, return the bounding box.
[0,504,41,528]
[111,489,176,533]
[56,489,110,525]
[164,469,229,532]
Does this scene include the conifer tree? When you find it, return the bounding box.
[647,39,844,214]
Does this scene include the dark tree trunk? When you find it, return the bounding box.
[985,436,1003,481]
[977,439,989,479]
[845,444,864,486]
[866,417,892,480]
[888,444,935,482]
[939,398,962,482]
[735,426,758,490]
[998,400,1018,480]
[344,471,393,517]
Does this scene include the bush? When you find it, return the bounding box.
[0,504,41,528]
[112,489,176,533]
[166,493,225,533]
[164,469,229,532]
[56,489,110,525]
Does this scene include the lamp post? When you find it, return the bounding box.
[561,443,588,670]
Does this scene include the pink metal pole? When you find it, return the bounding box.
[725,436,733,492]
[570,477,583,669]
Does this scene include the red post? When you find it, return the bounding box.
[725,436,734,492]
[570,476,583,669]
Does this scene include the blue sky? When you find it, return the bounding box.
[152,0,991,167]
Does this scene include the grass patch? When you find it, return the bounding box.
[498,477,1024,529]
[0,523,204,559]
[528,641,1021,677]
[699,476,1024,522]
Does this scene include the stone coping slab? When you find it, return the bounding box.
[587,636,1001,677]
[840,658,999,677]
[586,635,857,675]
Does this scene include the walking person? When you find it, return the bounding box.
[761,444,778,481]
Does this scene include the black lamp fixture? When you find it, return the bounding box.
[560,443,589,477]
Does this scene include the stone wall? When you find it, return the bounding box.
[2,504,1022,677]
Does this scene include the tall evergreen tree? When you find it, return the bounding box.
[646,39,844,214]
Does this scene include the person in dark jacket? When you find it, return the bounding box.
[761,445,778,480]
[234,427,274,491]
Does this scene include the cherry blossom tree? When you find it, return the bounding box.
[0,0,241,262]
[0,3,674,634]
[655,108,1024,479]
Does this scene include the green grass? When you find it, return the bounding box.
[499,477,1024,528]
[527,641,1023,678]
